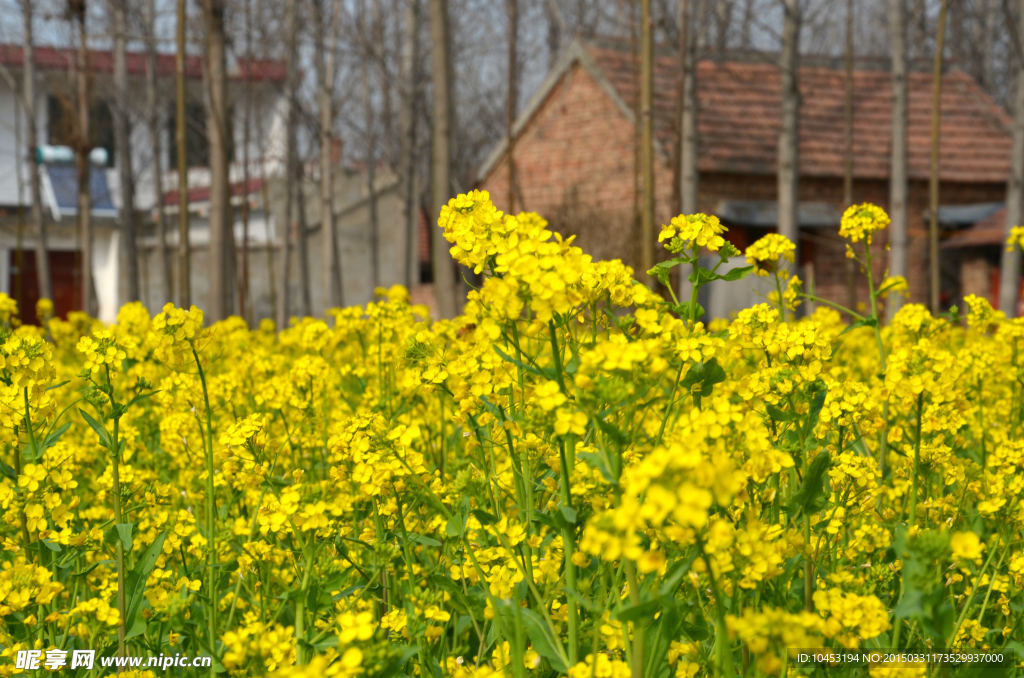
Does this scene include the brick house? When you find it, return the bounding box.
[477,38,1013,310]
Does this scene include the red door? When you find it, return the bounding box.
[10,250,82,323]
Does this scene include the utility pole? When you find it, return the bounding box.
[112,0,139,303]
[778,0,801,262]
[998,0,1024,316]
[888,0,909,318]
[21,1,53,304]
[176,0,190,307]
[928,0,948,315]
[639,0,655,286]
[428,0,458,318]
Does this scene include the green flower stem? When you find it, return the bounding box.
[558,438,580,666]
[697,540,734,678]
[191,345,218,676]
[909,393,924,527]
[112,413,127,662]
[624,560,644,678]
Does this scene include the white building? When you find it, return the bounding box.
[0,43,288,323]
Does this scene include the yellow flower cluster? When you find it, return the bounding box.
[840,203,890,244]
[659,213,727,252]
[0,194,1019,678]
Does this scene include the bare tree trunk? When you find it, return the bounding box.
[400,0,419,291]
[999,0,1024,316]
[203,0,233,321]
[547,0,563,70]
[912,0,927,60]
[362,0,380,292]
[277,0,297,325]
[676,0,698,303]
[844,0,856,313]
[428,0,458,318]
[640,0,655,285]
[113,0,139,304]
[715,0,730,53]
[778,0,800,259]
[507,0,518,212]
[315,0,342,309]
[680,0,698,211]
[740,0,754,49]
[73,2,94,316]
[145,0,171,306]
[239,0,253,323]
[980,0,996,90]
[176,0,190,308]
[22,1,52,304]
[928,0,947,315]
[888,0,909,319]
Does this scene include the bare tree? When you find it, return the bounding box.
[547,0,564,70]
[145,0,171,305]
[999,0,1024,316]
[778,0,801,260]
[362,0,381,290]
[203,0,234,322]
[740,0,754,49]
[715,0,730,52]
[315,0,344,308]
[21,1,53,304]
[928,0,948,315]
[677,0,698,218]
[238,0,254,323]
[429,0,458,318]
[507,0,518,212]
[278,0,297,325]
[844,0,855,311]
[640,0,655,284]
[888,0,909,319]
[112,0,139,303]
[70,0,94,316]
[399,0,419,291]
[176,0,190,308]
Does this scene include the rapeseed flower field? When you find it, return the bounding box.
[1,191,1022,677]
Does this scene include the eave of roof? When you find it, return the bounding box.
[480,38,1013,186]
[0,44,286,82]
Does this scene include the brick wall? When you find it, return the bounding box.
[482,65,1007,310]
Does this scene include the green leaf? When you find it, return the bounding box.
[578,452,615,485]
[46,380,71,392]
[471,509,497,525]
[559,505,578,525]
[681,358,728,409]
[41,539,61,552]
[407,533,441,548]
[125,390,159,411]
[492,344,550,380]
[802,389,827,445]
[671,301,705,320]
[765,404,795,423]
[838,316,879,337]
[595,417,629,447]
[445,517,463,538]
[787,451,831,515]
[614,598,661,623]
[116,523,134,552]
[123,532,167,640]
[721,265,754,281]
[518,607,569,672]
[79,408,112,452]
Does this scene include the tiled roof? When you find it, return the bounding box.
[0,44,285,82]
[941,207,1007,249]
[163,178,266,206]
[587,42,1012,183]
